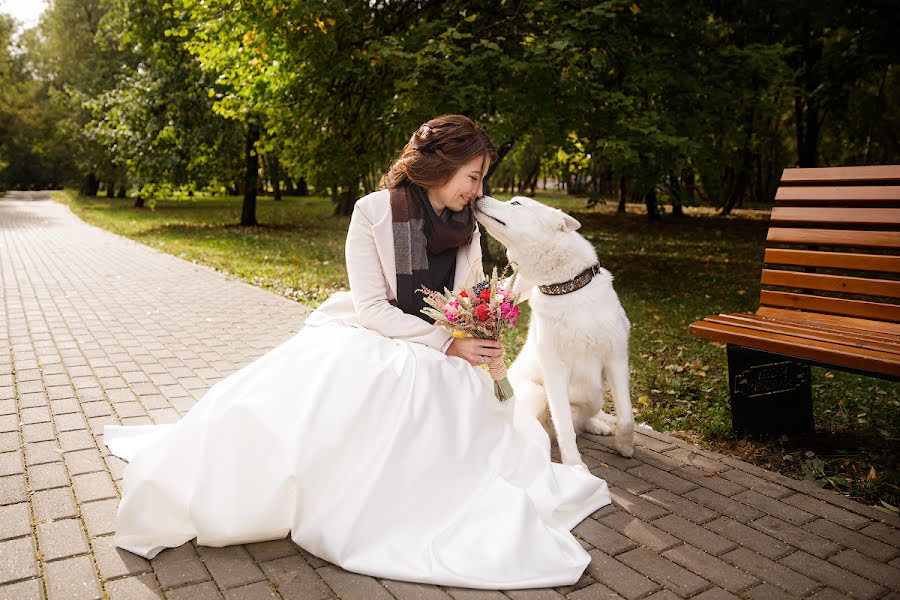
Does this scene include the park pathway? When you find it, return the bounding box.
[0,191,898,600]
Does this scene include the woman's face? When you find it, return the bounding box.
[426,154,491,214]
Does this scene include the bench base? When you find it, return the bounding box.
[727,345,814,436]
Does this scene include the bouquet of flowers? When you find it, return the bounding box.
[419,267,522,401]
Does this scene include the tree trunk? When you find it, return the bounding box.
[617,177,627,213]
[82,172,99,196]
[645,187,660,221]
[241,120,260,226]
[334,180,358,216]
[117,183,126,198]
[134,184,145,208]
[296,177,308,197]
[106,180,115,198]
[271,155,282,201]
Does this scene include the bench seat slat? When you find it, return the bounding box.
[781,166,900,183]
[704,314,900,353]
[756,306,900,336]
[767,228,900,248]
[771,207,900,227]
[763,249,900,273]
[775,186,900,202]
[725,311,900,343]
[760,269,900,299]
[759,290,900,322]
[688,320,900,378]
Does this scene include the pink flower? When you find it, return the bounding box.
[448,298,459,308]
[444,309,458,322]
[504,305,520,325]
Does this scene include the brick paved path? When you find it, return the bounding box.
[1,191,898,600]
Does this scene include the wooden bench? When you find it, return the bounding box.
[689,165,900,436]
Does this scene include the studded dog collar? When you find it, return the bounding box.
[538,264,602,296]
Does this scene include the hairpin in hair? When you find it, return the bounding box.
[420,125,432,138]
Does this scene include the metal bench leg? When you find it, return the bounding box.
[726,345,814,437]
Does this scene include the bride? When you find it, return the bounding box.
[103,114,610,590]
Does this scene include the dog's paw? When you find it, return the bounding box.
[614,421,635,458]
[584,417,614,436]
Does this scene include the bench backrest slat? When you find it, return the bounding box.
[763,249,900,273]
[776,186,900,202]
[771,207,900,226]
[760,269,900,299]
[780,166,900,183]
[760,290,900,322]
[766,228,900,249]
[759,165,900,324]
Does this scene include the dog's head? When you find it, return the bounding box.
[474,195,581,252]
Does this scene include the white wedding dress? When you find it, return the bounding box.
[104,318,611,590]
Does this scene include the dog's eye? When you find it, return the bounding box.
[510,200,522,206]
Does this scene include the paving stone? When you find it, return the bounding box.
[0,414,18,433]
[49,398,79,414]
[584,550,660,600]
[703,516,793,560]
[573,517,636,555]
[243,538,299,563]
[259,555,333,600]
[54,412,87,432]
[859,521,900,547]
[80,498,118,537]
[599,469,655,496]
[806,589,854,600]
[36,517,89,561]
[24,441,62,466]
[0,474,27,505]
[0,536,38,585]
[43,554,102,600]
[661,544,757,594]
[566,582,626,599]
[780,493,871,530]
[166,581,224,600]
[80,401,112,418]
[0,399,14,415]
[732,490,816,526]
[71,471,117,502]
[662,448,728,473]
[599,511,680,552]
[627,464,697,495]
[651,515,737,556]
[750,515,842,558]
[688,589,737,600]
[806,518,899,562]
[781,550,886,599]
[683,488,765,524]
[0,502,31,540]
[27,462,68,491]
[19,407,50,425]
[617,547,711,597]
[316,565,393,600]
[32,487,78,522]
[640,488,717,524]
[91,535,152,581]
[150,543,211,590]
[719,548,818,596]
[22,422,55,443]
[196,545,266,590]
[609,488,669,521]
[0,577,44,600]
[445,588,508,600]
[57,429,96,452]
[104,573,163,599]
[0,432,18,452]
[64,448,105,475]
[223,581,278,600]
[829,549,900,589]
[673,465,745,497]
[505,589,566,599]
[381,579,455,600]
[718,468,792,499]
[0,451,24,477]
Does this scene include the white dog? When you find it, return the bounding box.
[475,195,634,465]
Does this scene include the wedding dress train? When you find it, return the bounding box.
[103,320,611,590]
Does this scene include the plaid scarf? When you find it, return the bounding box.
[391,182,474,319]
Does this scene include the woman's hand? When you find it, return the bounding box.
[447,337,504,367]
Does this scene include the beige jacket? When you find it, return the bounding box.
[304,189,484,353]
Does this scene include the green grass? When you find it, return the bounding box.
[54,189,899,511]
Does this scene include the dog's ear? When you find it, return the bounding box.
[558,213,581,232]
